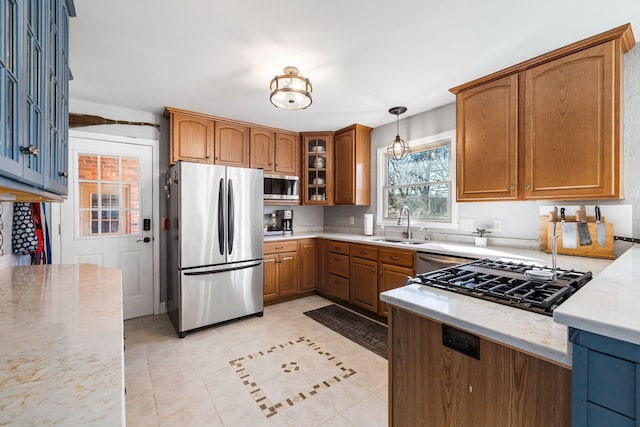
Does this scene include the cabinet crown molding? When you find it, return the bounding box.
[449,23,635,94]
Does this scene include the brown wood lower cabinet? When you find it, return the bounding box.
[378,247,415,317]
[350,244,379,311]
[300,238,327,293]
[322,240,350,302]
[389,307,571,427]
[378,263,413,317]
[264,241,298,302]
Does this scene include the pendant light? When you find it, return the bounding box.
[387,106,409,160]
[269,66,312,110]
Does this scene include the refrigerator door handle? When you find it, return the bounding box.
[228,178,235,255]
[183,261,261,276]
[217,178,225,255]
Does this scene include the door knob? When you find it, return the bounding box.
[136,237,151,243]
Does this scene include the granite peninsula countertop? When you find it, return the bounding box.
[0,264,125,426]
[267,232,621,367]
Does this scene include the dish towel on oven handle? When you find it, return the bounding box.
[12,202,38,255]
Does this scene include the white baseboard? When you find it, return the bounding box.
[158,301,167,314]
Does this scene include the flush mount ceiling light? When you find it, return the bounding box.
[387,106,409,160]
[269,66,312,110]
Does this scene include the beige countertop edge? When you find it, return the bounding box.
[381,285,572,368]
[264,232,613,275]
[554,244,640,346]
[0,263,125,426]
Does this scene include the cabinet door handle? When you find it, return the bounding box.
[509,184,515,190]
[390,256,400,261]
[525,184,531,190]
[20,145,39,157]
[371,269,376,273]
[380,270,383,275]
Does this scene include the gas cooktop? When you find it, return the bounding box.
[407,259,592,316]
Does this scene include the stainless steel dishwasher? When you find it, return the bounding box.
[416,251,476,274]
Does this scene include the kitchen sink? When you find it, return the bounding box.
[372,238,425,245]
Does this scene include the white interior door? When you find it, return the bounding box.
[59,134,155,319]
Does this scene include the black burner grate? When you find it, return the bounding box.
[408,259,592,316]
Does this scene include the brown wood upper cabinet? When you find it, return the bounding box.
[250,130,300,175]
[334,124,372,205]
[249,128,274,170]
[215,121,250,168]
[455,75,518,200]
[166,109,214,164]
[274,133,300,175]
[302,132,334,205]
[450,24,635,201]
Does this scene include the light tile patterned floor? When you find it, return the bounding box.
[124,295,388,427]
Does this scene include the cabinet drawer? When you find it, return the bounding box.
[587,350,636,418]
[350,244,378,260]
[264,241,298,254]
[327,274,350,301]
[379,248,414,268]
[587,402,634,427]
[327,241,350,255]
[328,253,350,278]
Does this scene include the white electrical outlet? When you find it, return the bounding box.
[493,219,503,232]
[349,216,355,225]
[460,218,475,232]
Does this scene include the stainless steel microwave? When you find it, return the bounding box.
[264,173,299,201]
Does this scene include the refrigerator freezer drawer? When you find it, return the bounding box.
[178,261,264,333]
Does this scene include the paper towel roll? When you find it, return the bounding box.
[364,214,373,236]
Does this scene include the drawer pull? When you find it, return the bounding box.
[390,256,401,261]
[334,257,340,261]
[275,246,284,249]
[360,251,368,255]
[334,246,340,250]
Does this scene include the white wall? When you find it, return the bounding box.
[0,202,16,269]
[324,42,640,243]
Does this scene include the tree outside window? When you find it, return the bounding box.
[382,139,452,223]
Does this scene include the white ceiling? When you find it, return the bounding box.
[69,0,640,132]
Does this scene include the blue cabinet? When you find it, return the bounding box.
[570,328,640,426]
[0,0,74,198]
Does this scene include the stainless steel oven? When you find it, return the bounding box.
[264,173,299,201]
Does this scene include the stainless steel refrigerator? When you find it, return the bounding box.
[167,161,264,337]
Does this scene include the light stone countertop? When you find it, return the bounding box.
[0,264,125,426]
[554,244,640,345]
[266,231,617,367]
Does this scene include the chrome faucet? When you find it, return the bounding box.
[398,205,411,239]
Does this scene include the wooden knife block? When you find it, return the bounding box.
[538,213,615,259]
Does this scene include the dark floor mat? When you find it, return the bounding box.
[303,304,388,359]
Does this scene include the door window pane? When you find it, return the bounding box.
[77,154,140,237]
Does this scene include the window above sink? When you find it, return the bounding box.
[377,130,458,229]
